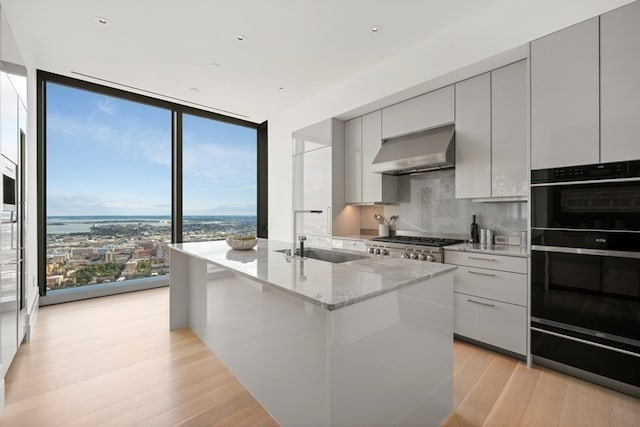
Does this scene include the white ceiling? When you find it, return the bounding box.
[1,0,509,123]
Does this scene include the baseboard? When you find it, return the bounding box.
[24,294,40,342]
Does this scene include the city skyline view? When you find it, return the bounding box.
[45,82,259,292]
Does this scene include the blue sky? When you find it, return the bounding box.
[46,82,257,216]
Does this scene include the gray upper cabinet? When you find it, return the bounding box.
[381,86,454,139]
[531,18,600,169]
[491,60,527,197]
[455,73,491,199]
[344,117,362,204]
[362,110,396,203]
[343,111,396,204]
[600,1,640,163]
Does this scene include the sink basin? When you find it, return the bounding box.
[275,247,369,264]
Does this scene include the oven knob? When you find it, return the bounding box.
[400,252,409,259]
[426,253,435,262]
[368,247,375,254]
[381,249,389,256]
[417,253,426,261]
[375,248,381,255]
[409,252,418,260]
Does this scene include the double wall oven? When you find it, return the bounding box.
[530,160,640,394]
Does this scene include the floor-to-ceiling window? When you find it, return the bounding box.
[38,72,267,303]
[44,82,172,294]
[182,113,257,242]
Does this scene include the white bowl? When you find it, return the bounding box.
[226,237,258,250]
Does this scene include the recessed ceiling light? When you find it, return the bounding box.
[236,34,245,41]
[189,87,200,92]
[95,17,110,25]
[210,62,221,68]
[278,86,285,90]
[371,26,381,33]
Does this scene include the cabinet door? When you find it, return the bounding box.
[381,86,454,139]
[293,146,331,235]
[362,110,396,203]
[531,18,600,169]
[0,72,19,164]
[293,119,332,154]
[601,1,640,162]
[455,73,491,199]
[491,61,528,196]
[344,117,362,203]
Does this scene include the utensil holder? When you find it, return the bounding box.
[378,224,389,237]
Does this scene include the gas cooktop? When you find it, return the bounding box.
[369,236,465,247]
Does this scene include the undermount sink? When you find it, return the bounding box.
[276,247,369,264]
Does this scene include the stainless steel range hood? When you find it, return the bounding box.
[371,124,455,175]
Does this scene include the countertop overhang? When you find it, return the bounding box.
[169,239,456,310]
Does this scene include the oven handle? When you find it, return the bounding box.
[531,176,640,187]
[532,245,640,259]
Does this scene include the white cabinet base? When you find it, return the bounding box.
[454,293,526,355]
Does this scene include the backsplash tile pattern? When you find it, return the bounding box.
[382,169,527,236]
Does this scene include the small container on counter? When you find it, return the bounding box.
[480,229,487,245]
[378,224,389,237]
[486,229,494,246]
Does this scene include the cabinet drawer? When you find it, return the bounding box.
[444,250,526,273]
[454,267,526,306]
[454,293,526,355]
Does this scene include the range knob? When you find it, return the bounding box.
[426,253,435,262]
[400,252,409,259]
[409,252,418,260]
[368,247,376,254]
[375,248,381,255]
[417,253,426,261]
[381,249,389,256]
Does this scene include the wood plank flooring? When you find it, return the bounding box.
[1,287,638,426]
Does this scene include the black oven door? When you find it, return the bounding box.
[531,246,640,387]
[531,180,640,231]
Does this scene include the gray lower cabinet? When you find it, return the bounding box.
[600,1,640,163]
[445,250,527,356]
[531,17,600,169]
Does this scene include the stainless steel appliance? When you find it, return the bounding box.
[365,235,465,263]
[531,160,640,396]
[371,124,455,175]
[0,155,18,376]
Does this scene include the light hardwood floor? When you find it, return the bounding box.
[1,288,638,426]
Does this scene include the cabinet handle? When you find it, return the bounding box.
[468,256,497,262]
[467,270,497,277]
[467,298,496,307]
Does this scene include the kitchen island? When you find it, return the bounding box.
[169,239,456,427]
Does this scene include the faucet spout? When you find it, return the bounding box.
[292,209,324,257]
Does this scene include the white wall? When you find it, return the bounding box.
[267,0,634,241]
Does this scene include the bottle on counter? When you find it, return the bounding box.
[470,215,479,243]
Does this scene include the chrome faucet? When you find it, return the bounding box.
[292,209,323,257]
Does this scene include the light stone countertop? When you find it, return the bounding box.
[169,239,457,310]
[444,242,529,258]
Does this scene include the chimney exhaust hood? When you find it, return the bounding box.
[371,124,455,175]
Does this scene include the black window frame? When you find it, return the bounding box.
[37,70,267,297]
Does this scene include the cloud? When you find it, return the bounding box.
[47,193,170,216]
[97,97,116,114]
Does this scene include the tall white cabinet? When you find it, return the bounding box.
[600,1,640,162]
[530,18,600,169]
[293,119,358,240]
[455,61,527,199]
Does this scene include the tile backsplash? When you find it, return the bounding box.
[379,169,527,237]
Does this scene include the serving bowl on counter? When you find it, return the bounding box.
[225,235,258,250]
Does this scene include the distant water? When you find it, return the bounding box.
[46,215,255,235]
